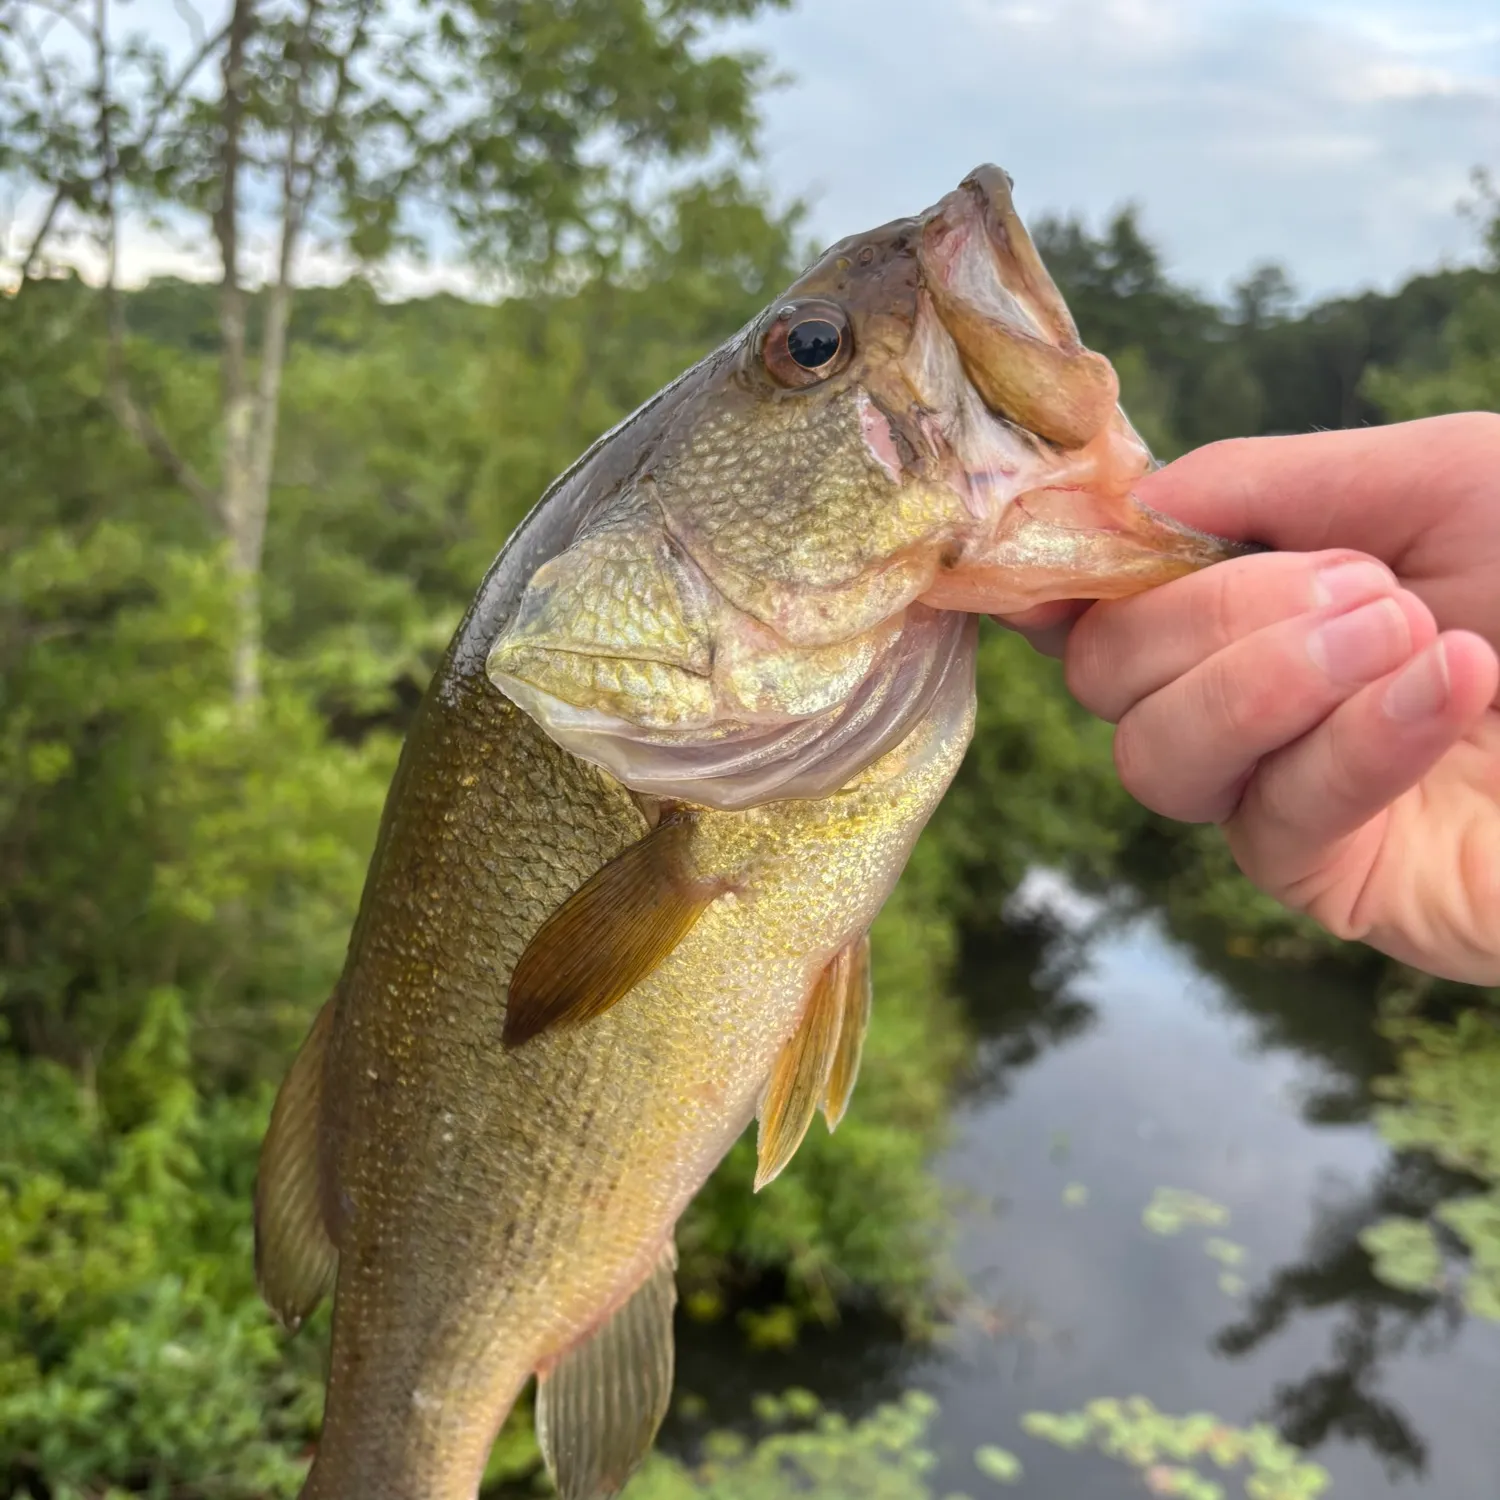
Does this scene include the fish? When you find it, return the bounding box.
[253,165,1243,1500]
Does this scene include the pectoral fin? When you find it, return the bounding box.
[503,814,716,1048]
[536,1240,678,1500]
[822,932,872,1132]
[254,997,339,1331]
[756,937,867,1191]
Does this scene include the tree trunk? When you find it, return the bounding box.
[216,0,263,710]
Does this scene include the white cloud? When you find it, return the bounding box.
[734,0,1499,301]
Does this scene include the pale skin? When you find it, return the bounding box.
[1001,412,1500,986]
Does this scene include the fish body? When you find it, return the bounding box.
[255,167,1242,1500]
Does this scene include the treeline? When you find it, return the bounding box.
[2,182,1497,1495]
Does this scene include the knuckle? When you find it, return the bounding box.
[1064,611,1119,718]
[1192,649,1282,744]
[1196,561,1242,651]
[1193,550,1314,649]
[1110,717,1155,804]
[1111,713,1188,816]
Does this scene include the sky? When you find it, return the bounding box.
[733,0,1500,303]
[4,0,1497,304]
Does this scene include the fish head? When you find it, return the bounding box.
[486,165,1245,808]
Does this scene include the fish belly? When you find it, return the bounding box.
[299,674,972,1500]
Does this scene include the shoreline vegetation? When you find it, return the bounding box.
[4,212,1497,1494]
[3,2,1497,1485]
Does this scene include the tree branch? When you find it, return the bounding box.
[248,0,319,504]
[170,0,206,50]
[89,0,215,518]
[250,0,372,502]
[103,357,218,516]
[214,0,251,401]
[25,0,94,50]
[128,17,231,163]
[18,181,69,279]
[303,0,372,196]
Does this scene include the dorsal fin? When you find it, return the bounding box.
[822,931,872,1132]
[755,937,866,1191]
[503,814,717,1048]
[254,997,339,1331]
[535,1240,678,1500]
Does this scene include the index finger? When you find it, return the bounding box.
[1134,414,1500,565]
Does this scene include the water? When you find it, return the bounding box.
[668,872,1500,1497]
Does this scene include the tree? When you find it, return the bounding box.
[1231,261,1296,329]
[1,0,788,704]
[1363,170,1500,421]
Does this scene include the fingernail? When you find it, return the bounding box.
[1307,597,1411,683]
[1384,640,1451,722]
[1313,559,1394,611]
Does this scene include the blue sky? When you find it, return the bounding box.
[6,0,1497,303]
[733,0,1500,301]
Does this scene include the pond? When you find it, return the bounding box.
[664,872,1500,1498]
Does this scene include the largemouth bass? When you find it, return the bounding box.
[254,166,1241,1500]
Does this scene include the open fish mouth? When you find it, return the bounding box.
[906,164,1245,616]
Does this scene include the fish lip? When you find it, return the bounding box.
[913,165,1122,454]
[898,166,1248,612]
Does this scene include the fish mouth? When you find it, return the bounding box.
[913,164,1246,614]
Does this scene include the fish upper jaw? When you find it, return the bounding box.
[897,165,1247,613]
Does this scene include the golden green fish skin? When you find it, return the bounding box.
[271,164,1245,1500]
[303,636,974,1499]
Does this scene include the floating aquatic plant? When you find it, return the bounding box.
[1357,1216,1445,1295]
[1204,1237,1246,1267]
[1366,1007,1500,1321]
[632,1388,941,1499]
[1020,1396,1332,1500]
[972,1444,1022,1484]
[1143,1187,1232,1236]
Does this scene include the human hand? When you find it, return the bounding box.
[1013,413,1500,984]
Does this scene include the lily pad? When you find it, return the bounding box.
[1143,1188,1231,1236]
[1204,1237,1246,1266]
[973,1444,1023,1484]
[1019,1396,1331,1500]
[1359,1216,1444,1294]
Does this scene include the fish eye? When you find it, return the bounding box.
[762,299,852,389]
[787,319,841,369]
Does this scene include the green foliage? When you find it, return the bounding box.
[0,0,790,278]
[0,1036,322,1499]
[1020,1398,1332,1500]
[1362,170,1499,422]
[934,627,1136,927]
[625,1390,941,1500]
[1363,282,1500,419]
[1357,1216,1445,1296]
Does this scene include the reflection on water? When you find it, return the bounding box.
[668,872,1500,1498]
